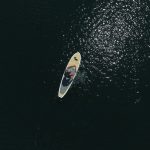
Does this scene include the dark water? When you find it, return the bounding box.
[1,0,150,149]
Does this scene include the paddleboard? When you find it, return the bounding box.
[58,52,81,98]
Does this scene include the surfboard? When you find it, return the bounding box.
[58,52,81,98]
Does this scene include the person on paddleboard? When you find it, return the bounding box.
[62,66,76,86]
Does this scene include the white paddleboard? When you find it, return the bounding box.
[58,52,81,98]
